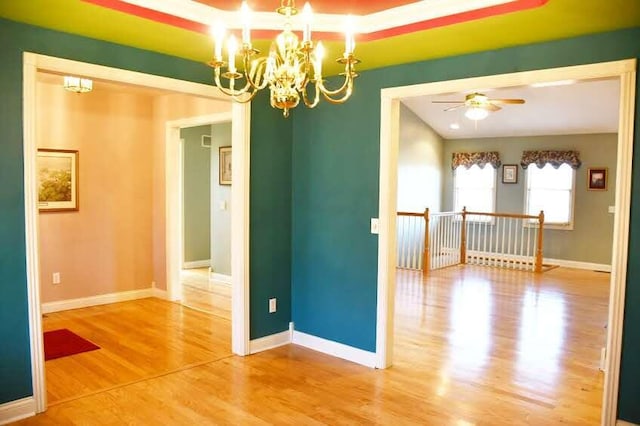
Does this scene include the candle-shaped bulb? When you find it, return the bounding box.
[314,41,324,78]
[240,1,251,45]
[344,15,355,56]
[228,35,238,73]
[302,2,312,43]
[211,21,225,61]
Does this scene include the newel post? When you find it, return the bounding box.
[422,208,430,274]
[535,210,544,273]
[460,206,467,264]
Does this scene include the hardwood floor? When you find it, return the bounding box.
[16,266,609,425]
[40,298,231,405]
[180,268,231,320]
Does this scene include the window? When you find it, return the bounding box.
[525,163,575,227]
[453,165,496,216]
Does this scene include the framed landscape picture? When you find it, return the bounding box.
[219,146,232,185]
[588,167,607,191]
[37,149,79,212]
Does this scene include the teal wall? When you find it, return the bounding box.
[291,28,640,422]
[442,134,617,265]
[0,18,292,404]
[181,125,211,263]
[250,90,292,338]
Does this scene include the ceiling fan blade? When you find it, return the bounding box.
[488,98,525,104]
[486,103,502,112]
[444,104,465,112]
[432,100,464,104]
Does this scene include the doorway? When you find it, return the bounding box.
[375,59,636,424]
[22,52,251,414]
[179,119,233,319]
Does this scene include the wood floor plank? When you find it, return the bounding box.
[15,266,608,425]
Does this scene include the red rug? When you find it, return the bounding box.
[43,329,100,361]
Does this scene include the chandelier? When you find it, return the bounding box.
[208,0,359,117]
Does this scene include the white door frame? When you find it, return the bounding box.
[376,59,636,426]
[164,110,251,357]
[22,52,251,414]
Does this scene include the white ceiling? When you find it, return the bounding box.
[401,78,620,140]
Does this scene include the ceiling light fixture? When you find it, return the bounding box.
[208,0,359,118]
[63,76,93,93]
[449,123,460,130]
[464,106,489,121]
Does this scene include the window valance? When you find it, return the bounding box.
[451,151,501,170]
[520,150,582,170]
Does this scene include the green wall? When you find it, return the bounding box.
[442,134,617,265]
[181,125,211,264]
[291,28,640,422]
[0,18,292,404]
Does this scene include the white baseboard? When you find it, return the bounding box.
[0,397,35,425]
[617,420,639,426]
[183,260,210,269]
[292,331,377,368]
[152,283,168,300]
[210,272,232,285]
[41,288,153,314]
[249,330,291,354]
[543,257,611,272]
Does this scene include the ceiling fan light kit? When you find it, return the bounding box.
[208,0,360,118]
[434,92,525,121]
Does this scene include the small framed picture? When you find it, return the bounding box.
[588,167,607,191]
[37,149,79,212]
[219,146,232,185]
[502,164,518,184]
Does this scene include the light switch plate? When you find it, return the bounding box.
[608,205,615,214]
[371,218,379,234]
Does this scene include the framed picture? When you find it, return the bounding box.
[219,146,232,185]
[588,167,608,191]
[37,149,79,212]
[502,164,518,184]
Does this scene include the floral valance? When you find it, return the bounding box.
[520,150,582,170]
[451,152,501,170]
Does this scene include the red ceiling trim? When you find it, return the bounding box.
[82,0,548,42]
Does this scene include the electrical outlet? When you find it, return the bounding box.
[269,298,277,313]
[52,272,61,285]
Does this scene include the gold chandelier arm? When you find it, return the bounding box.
[243,56,271,91]
[301,80,321,108]
[317,73,355,104]
[213,68,253,98]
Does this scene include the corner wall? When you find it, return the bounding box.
[398,103,444,213]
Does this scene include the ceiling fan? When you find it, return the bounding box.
[433,92,525,120]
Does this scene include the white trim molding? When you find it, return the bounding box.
[377,59,636,426]
[543,258,612,273]
[41,289,154,314]
[119,0,518,36]
[0,397,36,425]
[182,260,211,269]
[292,331,377,368]
[249,330,291,354]
[210,273,232,285]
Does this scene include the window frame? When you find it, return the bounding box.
[523,164,576,230]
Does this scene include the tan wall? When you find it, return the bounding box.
[151,94,230,290]
[37,82,155,302]
[38,83,230,301]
